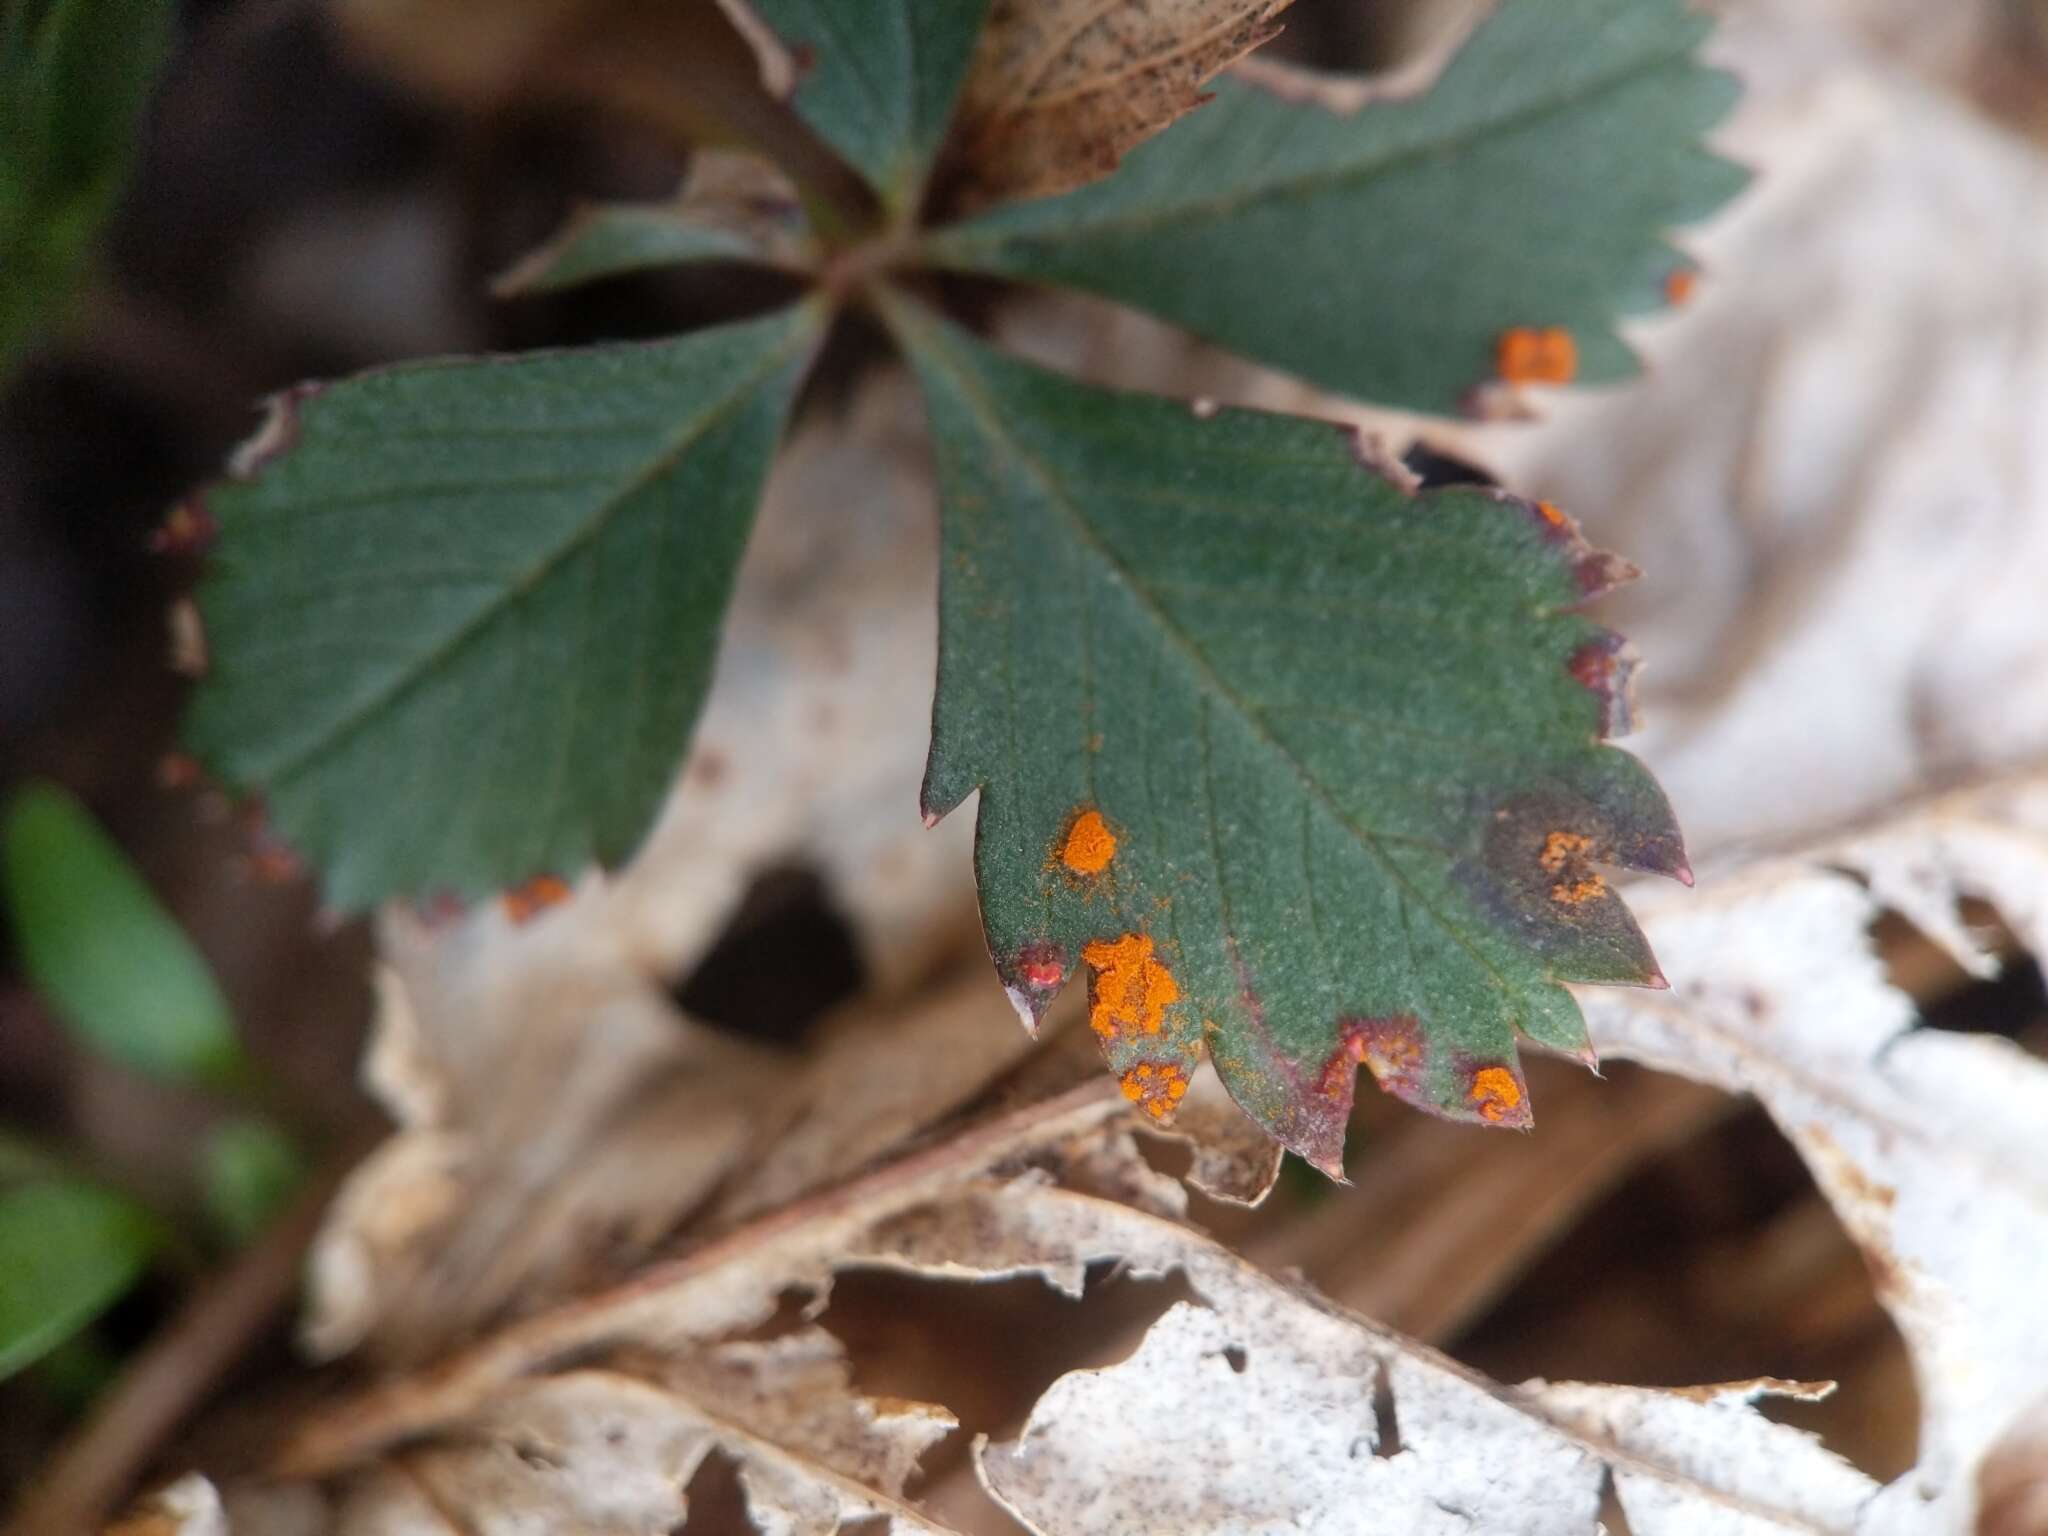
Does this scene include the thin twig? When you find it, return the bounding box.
[4,1147,362,1536]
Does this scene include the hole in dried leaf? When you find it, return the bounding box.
[1598,1468,1637,1535]
[671,865,864,1046]
[1872,901,2048,1060]
[1371,1371,1402,1458]
[1450,1098,1919,1483]
[818,1260,1198,1521]
[674,1447,748,1533]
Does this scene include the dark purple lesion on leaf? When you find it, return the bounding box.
[1470,787,1682,987]
[1568,632,1640,737]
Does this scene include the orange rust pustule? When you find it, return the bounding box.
[1059,808,1117,875]
[1119,1060,1190,1119]
[1496,327,1578,386]
[1534,500,1569,531]
[502,874,572,924]
[1665,266,1699,306]
[1082,933,1180,1040]
[1551,873,1607,905]
[1468,1065,1527,1124]
[1538,831,1594,873]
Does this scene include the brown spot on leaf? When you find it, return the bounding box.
[1119,1059,1190,1119]
[1496,326,1578,386]
[1059,807,1117,875]
[502,874,572,924]
[155,753,203,791]
[1083,933,1180,1040]
[1568,634,1638,736]
[149,500,217,556]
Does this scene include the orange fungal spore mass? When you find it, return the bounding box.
[503,874,572,924]
[1060,808,1117,874]
[1496,326,1579,386]
[1083,933,1180,1039]
[1119,1060,1190,1119]
[1469,1066,1524,1123]
[1538,830,1593,873]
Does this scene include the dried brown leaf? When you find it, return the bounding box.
[942,0,1291,213]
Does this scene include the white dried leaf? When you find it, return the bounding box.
[1586,772,2048,1534]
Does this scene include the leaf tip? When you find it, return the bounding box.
[228,382,320,481]
[1118,1059,1191,1122]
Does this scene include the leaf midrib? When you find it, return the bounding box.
[255,322,807,792]
[937,24,1704,250]
[914,323,1530,1017]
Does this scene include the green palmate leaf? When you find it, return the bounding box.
[927,0,1745,413]
[184,306,821,910]
[894,304,1686,1172]
[0,0,173,372]
[726,0,991,210]
[0,1179,157,1382]
[1,782,246,1087]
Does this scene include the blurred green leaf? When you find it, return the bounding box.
[1,781,247,1087]
[0,0,174,372]
[0,1179,156,1382]
[29,1324,121,1411]
[200,1116,305,1247]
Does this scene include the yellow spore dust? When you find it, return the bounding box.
[1550,873,1607,906]
[1469,1066,1524,1123]
[1538,830,1593,873]
[1060,808,1117,875]
[1082,932,1179,1039]
[1119,1060,1190,1119]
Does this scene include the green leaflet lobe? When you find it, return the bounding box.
[738,0,991,209]
[930,0,1745,412]
[184,307,819,911]
[897,305,1685,1172]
